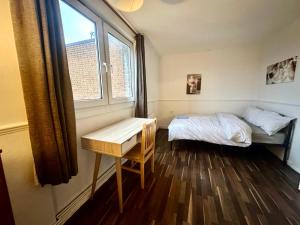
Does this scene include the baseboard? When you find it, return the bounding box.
[157,120,170,129]
[54,159,126,225]
[287,160,300,174]
[159,125,168,129]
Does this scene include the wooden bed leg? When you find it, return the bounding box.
[170,141,173,150]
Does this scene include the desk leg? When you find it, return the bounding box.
[115,157,123,213]
[91,153,102,200]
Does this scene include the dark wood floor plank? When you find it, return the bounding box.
[66,129,300,225]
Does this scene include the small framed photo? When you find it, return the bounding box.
[186,74,201,94]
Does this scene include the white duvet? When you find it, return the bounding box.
[168,113,252,147]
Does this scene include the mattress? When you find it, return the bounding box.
[168,114,252,147]
[244,120,286,145]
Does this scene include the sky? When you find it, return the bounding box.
[59,0,95,44]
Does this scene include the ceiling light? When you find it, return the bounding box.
[107,0,144,12]
[161,0,185,4]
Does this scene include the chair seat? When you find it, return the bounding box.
[123,143,142,161]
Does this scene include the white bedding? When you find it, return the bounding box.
[168,113,252,147]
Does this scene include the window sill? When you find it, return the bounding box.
[74,101,135,120]
[74,99,108,110]
[108,98,135,105]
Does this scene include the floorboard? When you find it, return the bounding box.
[66,129,300,225]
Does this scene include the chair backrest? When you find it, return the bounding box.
[141,119,157,156]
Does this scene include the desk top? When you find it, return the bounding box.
[81,118,155,145]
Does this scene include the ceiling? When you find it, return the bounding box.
[121,0,300,55]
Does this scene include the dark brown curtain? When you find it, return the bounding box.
[10,0,78,185]
[135,34,148,118]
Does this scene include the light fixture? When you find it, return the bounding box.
[107,0,144,12]
[161,0,184,4]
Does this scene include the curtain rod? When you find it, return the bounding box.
[103,0,137,35]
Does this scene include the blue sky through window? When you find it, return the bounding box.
[59,0,95,44]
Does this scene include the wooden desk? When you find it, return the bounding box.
[81,118,155,213]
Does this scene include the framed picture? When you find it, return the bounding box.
[186,74,201,94]
[266,56,297,85]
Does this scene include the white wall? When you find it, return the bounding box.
[158,46,261,127]
[145,37,160,118]
[0,1,161,225]
[257,17,300,172]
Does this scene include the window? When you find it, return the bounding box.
[59,1,106,103]
[108,33,133,99]
[104,25,134,102]
[104,24,134,103]
[59,0,135,107]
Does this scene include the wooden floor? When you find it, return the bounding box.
[66,129,300,225]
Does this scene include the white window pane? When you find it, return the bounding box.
[59,1,102,101]
[108,33,132,99]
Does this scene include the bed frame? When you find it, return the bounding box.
[263,118,297,165]
[169,117,297,165]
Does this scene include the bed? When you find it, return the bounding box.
[168,113,252,147]
[168,112,296,164]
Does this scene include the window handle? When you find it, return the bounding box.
[103,62,108,73]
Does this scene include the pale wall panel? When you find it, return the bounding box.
[257,18,300,171]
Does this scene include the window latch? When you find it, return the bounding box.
[103,62,108,73]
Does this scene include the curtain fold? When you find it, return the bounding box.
[10,0,78,185]
[135,34,148,118]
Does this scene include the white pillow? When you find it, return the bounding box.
[243,107,263,126]
[255,110,293,135]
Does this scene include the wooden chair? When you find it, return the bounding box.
[122,119,157,189]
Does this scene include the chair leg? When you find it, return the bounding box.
[151,153,155,173]
[140,163,145,189]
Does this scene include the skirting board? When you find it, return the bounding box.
[54,158,126,225]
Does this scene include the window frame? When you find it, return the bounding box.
[103,23,136,104]
[60,0,109,109]
[60,0,136,109]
